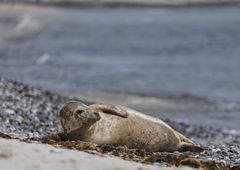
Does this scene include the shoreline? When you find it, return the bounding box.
[1,0,240,9]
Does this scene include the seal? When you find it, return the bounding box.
[59,101,203,152]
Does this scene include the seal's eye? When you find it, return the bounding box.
[76,109,84,115]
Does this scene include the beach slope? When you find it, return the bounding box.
[0,137,195,170]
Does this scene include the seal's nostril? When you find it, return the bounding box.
[76,109,84,115]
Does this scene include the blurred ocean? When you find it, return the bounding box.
[0,5,240,129]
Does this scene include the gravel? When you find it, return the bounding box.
[0,76,90,138]
[0,76,239,168]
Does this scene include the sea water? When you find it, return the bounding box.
[0,6,240,130]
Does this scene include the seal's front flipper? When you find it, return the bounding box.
[178,142,204,152]
[89,104,128,118]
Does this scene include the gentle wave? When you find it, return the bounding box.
[0,4,56,43]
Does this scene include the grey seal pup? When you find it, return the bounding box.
[59,101,203,152]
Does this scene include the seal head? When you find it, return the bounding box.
[59,101,100,135]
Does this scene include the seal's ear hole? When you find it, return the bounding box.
[75,109,84,115]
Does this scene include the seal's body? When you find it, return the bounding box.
[60,101,202,152]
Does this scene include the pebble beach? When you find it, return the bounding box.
[0,76,239,170]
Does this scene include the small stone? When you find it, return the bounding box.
[4,109,14,115]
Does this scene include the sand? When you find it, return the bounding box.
[0,138,195,170]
